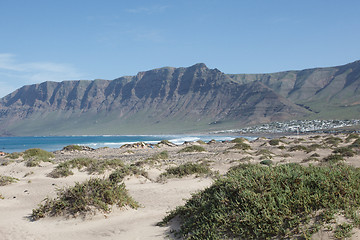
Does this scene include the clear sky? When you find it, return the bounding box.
[1,0,360,97]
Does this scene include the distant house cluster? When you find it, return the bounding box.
[215,119,360,134]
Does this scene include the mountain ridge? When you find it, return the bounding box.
[1,60,359,136]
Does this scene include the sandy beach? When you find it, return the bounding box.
[1,133,360,240]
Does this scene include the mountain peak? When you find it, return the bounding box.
[190,63,208,69]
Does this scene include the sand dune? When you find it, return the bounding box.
[1,133,360,239]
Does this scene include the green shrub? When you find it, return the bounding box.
[334,223,353,239]
[333,147,355,157]
[268,139,280,146]
[289,145,308,152]
[62,145,83,151]
[1,160,14,166]
[31,177,139,220]
[157,140,175,146]
[24,148,54,167]
[158,163,211,180]
[231,138,248,143]
[24,148,54,160]
[0,175,19,186]
[229,142,251,151]
[350,138,360,148]
[109,165,148,182]
[6,152,22,159]
[48,158,96,178]
[305,144,323,153]
[345,133,359,143]
[148,151,169,161]
[324,136,342,146]
[293,138,305,143]
[322,154,344,163]
[178,145,206,153]
[259,159,273,166]
[49,158,146,179]
[159,164,360,239]
[256,149,274,156]
[302,156,319,163]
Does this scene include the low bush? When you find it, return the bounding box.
[62,145,83,151]
[229,142,251,151]
[350,138,360,148]
[109,165,148,182]
[157,140,175,146]
[159,163,360,239]
[0,175,19,186]
[256,149,274,156]
[333,147,355,157]
[334,223,353,239]
[149,151,169,160]
[6,152,22,159]
[49,158,144,178]
[196,140,206,145]
[323,136,343,147]
[268,139,280,146]
[24,148,54,167]
[289,145,308,152]
[345,133,360,143]
[158,162,211,180]
[178,145,206,153]
[305,144,323,153]
[31,177,139,220]
[231,138,248,143]
[259,159,273,166]
[322,154,344,163]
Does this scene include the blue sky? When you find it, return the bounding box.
[1,0,360,97]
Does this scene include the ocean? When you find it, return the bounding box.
[0,135,252,153]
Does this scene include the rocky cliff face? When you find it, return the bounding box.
[228,60,360,113]
[0,63,309,135]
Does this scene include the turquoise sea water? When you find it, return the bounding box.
[0,135,251,153]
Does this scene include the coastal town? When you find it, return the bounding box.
[214,119,360,135]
